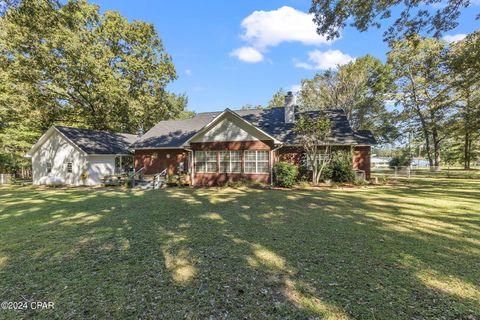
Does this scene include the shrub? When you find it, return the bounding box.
[322,152,355,183]
[274,162,298,188]
[389,154,412,168]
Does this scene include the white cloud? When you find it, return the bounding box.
[295,49,354,70]
[230,46,264,63]
[185,69,192,76]
[231,6,333,63]
[442,33,467,43]
[240,6,330,49]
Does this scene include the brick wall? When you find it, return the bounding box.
[352,146,371,179]
[277,146,304,165]
[134,149,188,175]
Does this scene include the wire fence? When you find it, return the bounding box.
[371,166,480,180]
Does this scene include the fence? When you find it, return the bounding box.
[371,166,480,179]
[0,174,13,184]
[0,172,32,185]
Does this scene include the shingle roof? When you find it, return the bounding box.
[55,126,138,155]
[133,107,376,148]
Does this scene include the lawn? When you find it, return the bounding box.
[0,178,479,319]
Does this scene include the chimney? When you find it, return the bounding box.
[137,127,144,137]
[284,91,295,123]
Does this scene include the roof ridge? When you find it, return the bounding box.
[55,125,135,137]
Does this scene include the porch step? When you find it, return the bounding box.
[133,178,166,190]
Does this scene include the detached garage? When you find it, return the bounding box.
[27,126,137,186]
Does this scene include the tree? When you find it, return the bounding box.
[448,31,480,169]
[387,35,453,170]
[0,0,189,173]
[310,0,473,42]
[240,104,264,110]
[293,114,332,184]
[0,0,21,15]
[297,55,397,143]
[268,88,287,108]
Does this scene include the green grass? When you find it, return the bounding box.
[0,178,479,319]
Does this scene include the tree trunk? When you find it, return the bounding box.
[424,132,434,168]
[464,132,470,170]
[432,127,441,171]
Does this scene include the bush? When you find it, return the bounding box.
[389,154,412,168]
[322,152,355,183]
[274,162,298,188]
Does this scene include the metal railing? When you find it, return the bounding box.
[153,168,167,189]
[129,167,146,187]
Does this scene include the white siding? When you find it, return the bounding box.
[31,129,117,186]
[86,155,115,185]
[191,114,270,143]
[31,130,87,186]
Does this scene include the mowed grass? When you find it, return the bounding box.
[0,178,479,319]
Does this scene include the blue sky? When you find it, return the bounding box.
[92,0,478,113]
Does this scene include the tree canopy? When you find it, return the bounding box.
[268,88,287,109]
[297,55,397,143]
[0,0,191,173]
[310,0,474,42]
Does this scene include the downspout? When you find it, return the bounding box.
[184,147,194,186]
[270,144,283,185]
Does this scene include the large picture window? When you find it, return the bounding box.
[220,151,241,173]
[244,150,269,173]
[195,151,218,173]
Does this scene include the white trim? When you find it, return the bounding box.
[280,143,367,147]
[243,150,269,174]
[133,147,185,150]
[182,108,280,146]
[88,153,133,157]
[219,150,242,173]
[26,126,88,157]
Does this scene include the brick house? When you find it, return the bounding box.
[29,93,376,186]
[132,93,376,186]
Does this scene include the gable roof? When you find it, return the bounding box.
[182,108,280,146]
[28,126,138,157]
[54,126,138,155]
[133,107,376,148]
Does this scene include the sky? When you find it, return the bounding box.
[91,0,479,113]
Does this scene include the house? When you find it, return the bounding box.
[132,92,376,186]
[27,126,137,186]
[28,92,376,186]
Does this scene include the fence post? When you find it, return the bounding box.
[394,166,398,178]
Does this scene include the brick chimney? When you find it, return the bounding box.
[284,91,295,123]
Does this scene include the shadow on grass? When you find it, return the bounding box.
[0,179,479,319]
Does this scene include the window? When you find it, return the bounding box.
[244,150,269,173]
[220,151,241,173]
[67,162,73,173]
[195,151,218,173]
